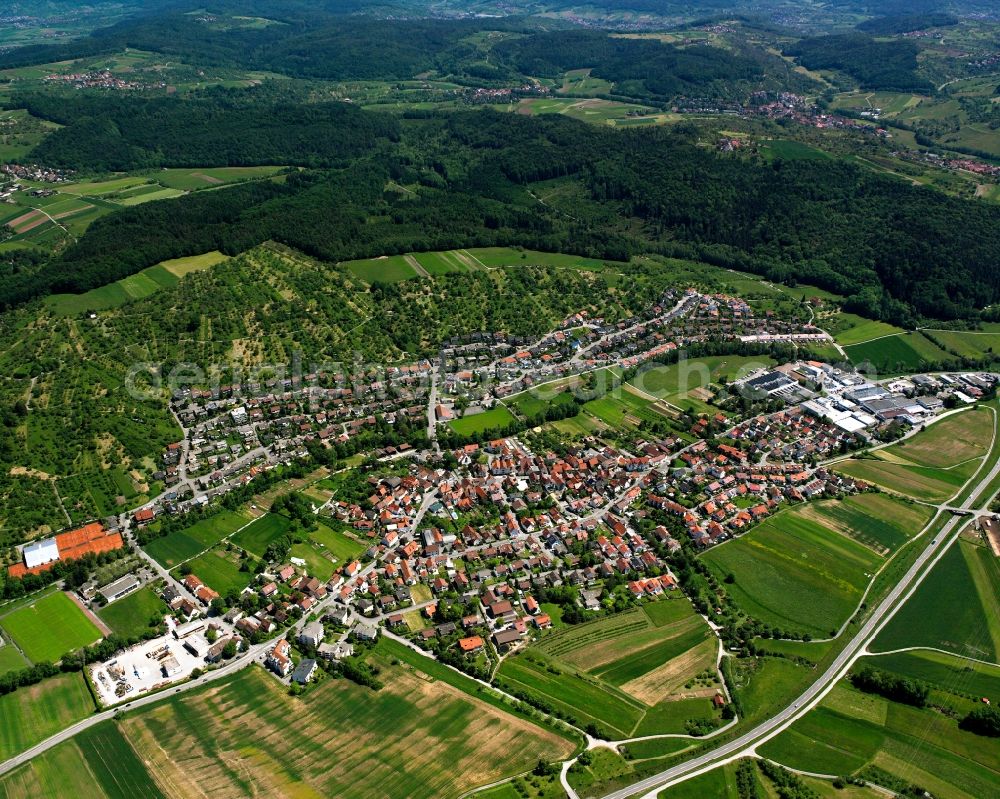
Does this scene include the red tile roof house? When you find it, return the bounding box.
[458,635,484,655]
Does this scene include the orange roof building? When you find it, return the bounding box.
[8,523,124,578]
[458,635,484,653]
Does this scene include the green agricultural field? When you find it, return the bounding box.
[799,493,933,555]
[760,139,832,161]
[142,509,250,567]
[0,591,102,663]
[157,166,284,191]
[342,254,417,283]
[504,601,720,737]
[872,538,1000,663]
[703,508,883,638]
[866,650,1000,703]
[230,512,291,557]
[447,406,516,436]
[498,655,646,738]
[583,388,665,429]
[157,250,229,277]
[885,407,993,469]
[759,680,1000,796]
[0,735,107,798]
[74,722,166,799]
[44,251,226,316]
[411,250,470,275]
[174,547,250,596]
[0,672,94,760]
[119,187,186,205]
[107,658,572,799]
[827,313,904,345]
[833,457,967,503]
[96,587,166,638]
[844,332,951,373]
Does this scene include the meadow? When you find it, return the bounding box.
[872,538,1000,663]
[703,508,884,637]
[924,329,1000,360]
[96,587,166,638]
[843,332,952,373]
[826,313,904,346]
[174,547,250,596]
[308,520,367,564]
[0,591,102,663]
[45,252,228,316]
[0,641,28,674]
[508,387,579,419]
[447,406,516,436]
[867,649,1000,703]
[109,658,572,799]
[0,672,94,760]
[142,509,250,568]
[229,512,291,557]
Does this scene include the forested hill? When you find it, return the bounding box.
[0,11,518,81]
[17,91,401,171]
[0,8,807,100]
[492,31,769,101]
[784,34,932,93]
[4,111,1000,325]
[856,13,959,36]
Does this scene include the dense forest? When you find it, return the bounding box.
[785,34,933,93]
[856,13,958,35]
[18,90,400,171]
[5,107,1000,324]
[493,30,768,101]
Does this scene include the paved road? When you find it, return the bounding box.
[599,511,963,799]
[598,427,1000,799]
